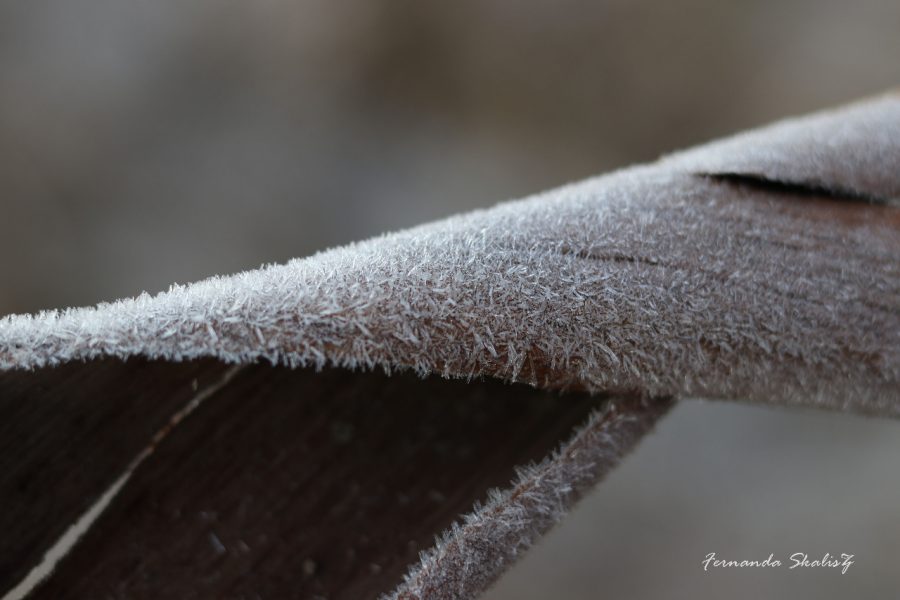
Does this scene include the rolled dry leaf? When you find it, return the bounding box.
[1,92,898,600]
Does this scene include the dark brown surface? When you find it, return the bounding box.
[0,358,233,591]
[2,360,604,599]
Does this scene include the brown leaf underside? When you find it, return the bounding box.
[1,360,625,599]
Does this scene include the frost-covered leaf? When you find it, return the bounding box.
[0,93,897,600]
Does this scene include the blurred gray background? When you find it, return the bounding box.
[2,1,898,598]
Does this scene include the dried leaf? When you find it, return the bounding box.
[1,93,897,600]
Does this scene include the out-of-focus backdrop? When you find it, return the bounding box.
[2,1,898,598]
